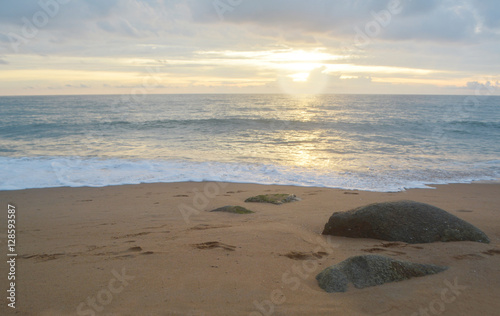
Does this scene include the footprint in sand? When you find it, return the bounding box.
[112,232,151,239]
[380,242,424,250]
[128,246,143,252]
[281,251,328,260]
[21,253,63,262]
[189,224,232,231]
[380,242,406,248]
[193,241,236,251]
[114,246,155,259]
[453,249,500,260]
[453,253,485,260]
[483,249,500,256]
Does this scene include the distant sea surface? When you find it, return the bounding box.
[1,94,499,191]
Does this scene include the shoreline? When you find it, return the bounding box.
[0,181,499,315]
[2,154,499,193]
[2,178,500,193]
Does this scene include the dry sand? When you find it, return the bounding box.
[0,182,499,315]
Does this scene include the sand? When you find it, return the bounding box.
[0,182,499,315]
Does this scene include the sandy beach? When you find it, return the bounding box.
[1,182,499,315]
[2,0,500,315]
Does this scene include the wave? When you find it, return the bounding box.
[104,118,322,130]
[0,118,328,140]
[1,156,498,192]
[447,120,500,129]
[1,117,436,139]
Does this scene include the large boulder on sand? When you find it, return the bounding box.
[322,200,490,244]
[316,255,448,293]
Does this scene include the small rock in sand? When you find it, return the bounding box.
[210,205,254,214]
[245,194,300,205]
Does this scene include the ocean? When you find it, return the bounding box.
[0,94,499,192]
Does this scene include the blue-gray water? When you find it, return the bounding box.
[0,94,499,191]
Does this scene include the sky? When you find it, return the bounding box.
[0,0,499,96]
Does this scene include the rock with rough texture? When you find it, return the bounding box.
[210,205,254,214]
[316,255,448,293]
[244,194,300,205]
[322,200,490,244]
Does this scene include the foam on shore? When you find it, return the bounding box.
[1,156,498,191]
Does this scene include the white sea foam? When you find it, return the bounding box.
[1,157,498,192]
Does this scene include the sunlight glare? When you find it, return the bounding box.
[289,73,310,82]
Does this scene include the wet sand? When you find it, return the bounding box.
[0,182,499,315]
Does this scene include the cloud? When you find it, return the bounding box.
[0,0,120,26]
[0,0,499,95]
[186,0,499,43]
[0,0,497,57]
[0,33,10,43]
[383,2,479,42]
[465,81,499,92]
[0,0,497,45]
[188,0,389,33]
[472,0,500,29]
[96,18,141,37]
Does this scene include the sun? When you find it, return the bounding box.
[196,48,345,93]
[265,48,340,73]
[289,72,310,82]
[262,49,340,91]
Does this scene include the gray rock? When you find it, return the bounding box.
[244,194,300,205]
[210,205,254,214]
[316,255,448,293]
[322,200,490,244]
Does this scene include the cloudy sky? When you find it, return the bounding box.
[0,0,499,95]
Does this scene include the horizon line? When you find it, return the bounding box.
[1,92,499,98]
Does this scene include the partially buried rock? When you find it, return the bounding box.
[245,194,300,205]
[322,200,490,244]
[210,205,254,214]
[316,255,448,293]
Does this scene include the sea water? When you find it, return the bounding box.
[0,94,499,191]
